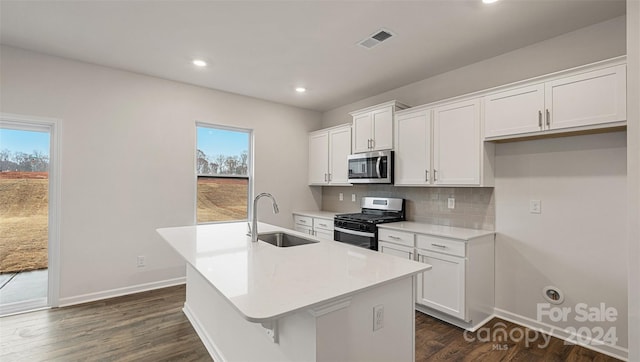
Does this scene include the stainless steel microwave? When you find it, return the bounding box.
[347,150,393,184]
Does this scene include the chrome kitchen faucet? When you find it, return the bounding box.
[250,193,279,242]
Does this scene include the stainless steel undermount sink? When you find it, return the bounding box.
[258,232,318,247]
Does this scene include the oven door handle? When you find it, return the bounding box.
[376,157,382,178]
[335,226,375,238]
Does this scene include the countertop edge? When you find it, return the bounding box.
[378,222,495,241]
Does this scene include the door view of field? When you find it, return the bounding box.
[197,177,248,223]
[0,125,50,315]
[0,171,48,273]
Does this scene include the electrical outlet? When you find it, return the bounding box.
[448,198,455,209]
[137,255,146,268]
[339,193,343,201]
[530,200,541,214]
[373,305,384,331]
[352,194,356,202]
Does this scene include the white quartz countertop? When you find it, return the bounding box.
[378,221,495,241]
[157,222,428,323]
[292,210,338,219]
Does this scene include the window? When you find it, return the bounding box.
[196,124,251,223]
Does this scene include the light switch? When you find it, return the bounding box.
[352,194,357,202]
[530,200,541,214]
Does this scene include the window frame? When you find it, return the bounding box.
[195,122,253,225]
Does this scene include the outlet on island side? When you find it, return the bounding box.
[373,304,384,331]
[339,193,343,201]
[448,198,455,209]
[137,255,146,268]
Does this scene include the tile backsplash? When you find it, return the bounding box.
[322,185,495,231]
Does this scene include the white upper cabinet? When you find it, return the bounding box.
[308,131,329,185]
[351,100,408,153]
[394,109,432,186]
[395,99,493,187]
[484,84,545,138]
[328,126,351,184]
[433,99,481,185]
[484,60,626,140]
[308,125,351,186]
[545,64,626,131]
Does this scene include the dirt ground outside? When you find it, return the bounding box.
[197,177,248,223]
[0,172,48,274]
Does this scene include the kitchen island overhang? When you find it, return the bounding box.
[157,222,430,362]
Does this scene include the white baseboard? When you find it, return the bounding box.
[493,308,628,361]
[0,297,48,317]
[183,302,225,362]
[58,277,185,307]
[415,304,494,332]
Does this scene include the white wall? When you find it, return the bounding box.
[0,46,322,302]
[320,15,631,355]
[494,132,628,349]
[626,0,640,360]
[322,16,626,128]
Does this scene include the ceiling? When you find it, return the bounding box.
[0,0,626,112]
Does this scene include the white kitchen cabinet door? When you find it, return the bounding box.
[378,241,414,260]
[328,126,351,184]
[433,99,481,185]
[417,250,466,320]
[545,64,626,131]
[315,229,334,241]
[371,107,393,151]
[352,113,373,153]
[484,83,545,138]
[308,131,329,185]
[394,110,432,186]
[294,224,313,236]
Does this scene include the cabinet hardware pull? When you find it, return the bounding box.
[367,139,371,149]
[546,109,550,127]
[300,219,307,223]
[425,170,429,182]
[431,243,446,248]
[319,223,327,227]
[328,173,332,182]
[371,139,374,149]
[538,110,542,128]
[388,235,401,240]
[324,173,327,182]
[434,169,438,182]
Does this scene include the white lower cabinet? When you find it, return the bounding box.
[293,213,335,241]
[377,224,495,330]
[416,250,466,320]
[378,241,414,260]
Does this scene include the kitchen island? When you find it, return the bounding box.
[157,222,429,362]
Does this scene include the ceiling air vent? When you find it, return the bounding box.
[358,28,395,49]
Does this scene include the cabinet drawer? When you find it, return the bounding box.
[378,229,414,247]
[294,215,313,227]
[416,234,465,257]
[313,217,334,231]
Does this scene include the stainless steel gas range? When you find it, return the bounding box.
[334,197,405,250]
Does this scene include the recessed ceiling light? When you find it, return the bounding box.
[192,59,207,67]
[482,0,499,3]
[295,87,306,93]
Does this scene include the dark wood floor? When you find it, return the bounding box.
[0,285,622,361]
